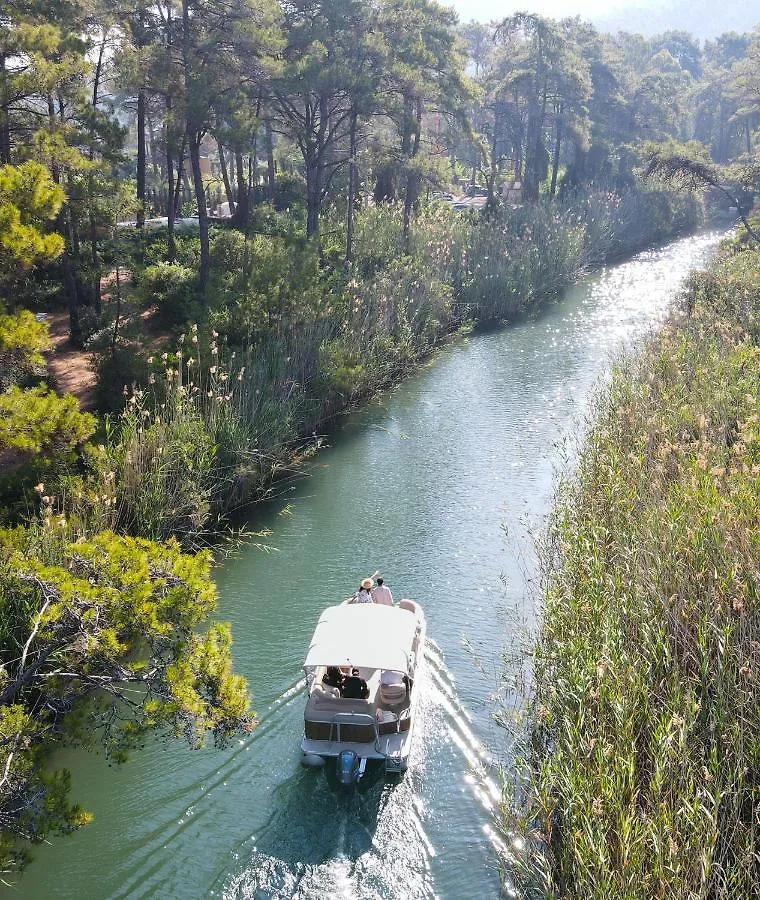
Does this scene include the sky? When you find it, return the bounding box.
[445,0,760,39]
[447,0,611,24]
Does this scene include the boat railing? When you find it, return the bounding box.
[329,712,381,751]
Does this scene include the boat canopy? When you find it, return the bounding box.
[303,603,418,673]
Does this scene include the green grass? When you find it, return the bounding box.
[507,240,760,897]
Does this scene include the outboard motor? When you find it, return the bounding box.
[336,749,365,786]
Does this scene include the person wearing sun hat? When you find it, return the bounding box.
[350,577,374,603]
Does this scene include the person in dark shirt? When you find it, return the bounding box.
[341,668,369,699]
[323,666,343,690]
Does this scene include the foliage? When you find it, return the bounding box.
[0,310,51,390]
[0,524,252,872]
[0,386,95,457]
[641,140,760,242]
[207,229,326,341]
[509,238,760,897]
[93,345,153,415]
[0,162,65,277]
[138,262,199,327]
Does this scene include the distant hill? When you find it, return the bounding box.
[595,0,758,40]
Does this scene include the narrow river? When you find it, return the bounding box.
[10,231,723,900]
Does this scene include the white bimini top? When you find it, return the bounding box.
[303,603,419,674]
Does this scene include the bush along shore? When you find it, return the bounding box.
[507,229,759,897]
[47,185,701,545]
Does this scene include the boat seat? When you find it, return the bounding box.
[399,599,417,614]
[311,683,341,700]
[380,682,407,705]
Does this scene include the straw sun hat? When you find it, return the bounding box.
[361,577,374,590]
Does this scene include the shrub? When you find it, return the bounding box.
[318,340,368,399]
[94,346,152,414]
[208,234,325,343]
[351,204,405,279]
[272,173,307,212]
[138,232,201,271]
[138,262,198,327]
[0,385,96,456]
[0,310,50,389]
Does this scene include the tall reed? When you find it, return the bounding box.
[507,240,760,898]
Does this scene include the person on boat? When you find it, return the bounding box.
[323,666,343,689]
[342,668,369,699]
[350,578,374,603]
[371,577,393,605]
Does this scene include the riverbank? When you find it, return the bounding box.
[74,186,702,544]
[512,233,759,896]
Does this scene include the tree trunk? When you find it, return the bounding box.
[188,132,210,304]
[306,149,321,239]
[345,107,358,265]
[401,94,412,158]
[166,135,177,262]
[486,122,499,210]
[147,114,161,178]
[524,35,548,203]
[111,266,122,355]
[373,166,395,204]
[523,98,541,201]
[716,102,727,163]
[63,258,82,346]
[549,112,562,199]
[164,1,176,262]
[265,117,276,202]
[0,54,11,165]
[137,86,146,228]
[217,140,235,212]
[50,93,83,343]
[403,98,422,242]
[234,150,249,226]
[180,0,210,303]
[88,35,106,315]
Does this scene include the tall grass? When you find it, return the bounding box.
[456,204,586,322]
[102,321,338,542]
[506,239,760,897]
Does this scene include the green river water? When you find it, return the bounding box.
[7,231,723,900]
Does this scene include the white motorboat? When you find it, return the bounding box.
[300,598,426,784]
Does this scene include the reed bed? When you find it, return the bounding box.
[510,240,760,897]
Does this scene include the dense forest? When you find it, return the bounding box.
[0,0,759,881]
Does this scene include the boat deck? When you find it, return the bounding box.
[300,599,425,773]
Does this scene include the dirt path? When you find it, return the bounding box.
[45,310,97,410]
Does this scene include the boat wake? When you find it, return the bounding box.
[213,642,503,900]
